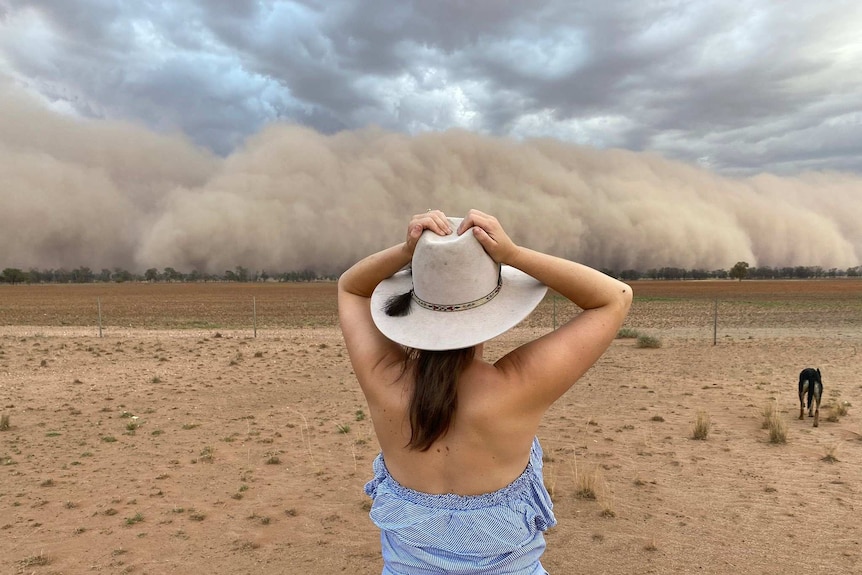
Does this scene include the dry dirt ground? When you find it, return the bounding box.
[1,280,860,574]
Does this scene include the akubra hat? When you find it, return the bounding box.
[371,217,547,351]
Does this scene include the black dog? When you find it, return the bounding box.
[798,368,823,427]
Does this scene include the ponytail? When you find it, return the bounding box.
[405,347,474,451]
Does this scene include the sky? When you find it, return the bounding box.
[1,0,861,274]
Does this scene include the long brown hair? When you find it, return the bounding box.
[384,289,475,451]
[404,347,475,451]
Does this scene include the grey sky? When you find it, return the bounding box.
[2,0,861,176]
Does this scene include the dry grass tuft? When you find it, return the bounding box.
[691,410,711,440]
[760,402,777,429]
[0,413,10,431]
[636,334,662,349]
[575,465,601,500]
[543,462,558,502]
[17,553,51,568]
[761,401,787,443]
[822,443,840,463]
[826,401,850,422]
[766,409,787,444]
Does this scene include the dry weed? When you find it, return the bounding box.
[575,465,601,500]
[767,409,787,444]
[760,402,777,429]
[691,410,711,440]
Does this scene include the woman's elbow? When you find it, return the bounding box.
[616,281,634,316]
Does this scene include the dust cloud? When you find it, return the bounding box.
[1,82,860,275]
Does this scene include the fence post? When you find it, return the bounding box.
[713,297,718,345]
[98,298,103,338]
[253,296,257,338]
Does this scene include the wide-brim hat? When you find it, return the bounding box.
[371,217,547,350]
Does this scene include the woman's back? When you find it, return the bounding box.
[365,353,545,496]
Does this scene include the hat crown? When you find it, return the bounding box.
[412,218,499,307]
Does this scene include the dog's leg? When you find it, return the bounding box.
[813,382,823,427]
[798,380,808,420]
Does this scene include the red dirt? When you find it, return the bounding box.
[1,280,860,574]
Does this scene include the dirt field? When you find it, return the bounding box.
[1,280,860,574]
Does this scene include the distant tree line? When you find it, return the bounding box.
[594,263,862,282]
[0,266,338,284]
[1,263,860,284]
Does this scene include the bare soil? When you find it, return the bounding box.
[1,280,860,574]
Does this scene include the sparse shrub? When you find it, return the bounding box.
[355,409,366,421]
[125,512,144,525]
[336,423,351,434]
[265,453,281,465]
[691,410,711,440]
[17,553,50,568]
[199,446,214,463]
[826,401,849,422]
[1,414,11,431]
[650,415,665,422]
[636,335,662,349]
[822,443,839,463]
[617,328,640,339]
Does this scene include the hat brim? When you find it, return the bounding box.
[371,266,548,351]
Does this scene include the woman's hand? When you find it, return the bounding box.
[457,209,519,265]
[405,210,452,255]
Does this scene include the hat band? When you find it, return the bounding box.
[411,272,503,312]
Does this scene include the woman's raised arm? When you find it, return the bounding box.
[458,209,633,411]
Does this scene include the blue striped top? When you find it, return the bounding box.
[364,437,557,574]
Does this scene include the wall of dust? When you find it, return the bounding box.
[2,83,860,275]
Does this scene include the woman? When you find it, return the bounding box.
[338,209,632,574]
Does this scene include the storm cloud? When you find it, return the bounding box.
[1,1,861,175]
